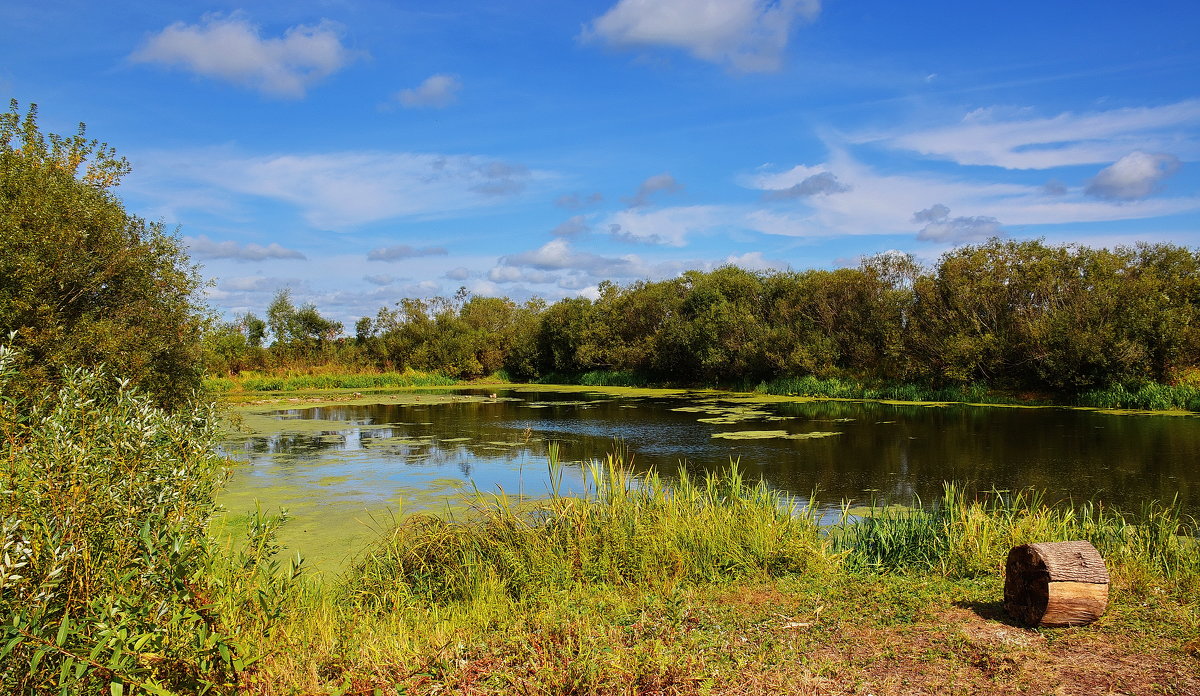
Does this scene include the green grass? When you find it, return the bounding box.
[1078,381,1200,411]
[755,375,1010,404]
[222,462,1200,694]
[10,332,1200,694]
[204,370,458,393]
[346,449,832,609]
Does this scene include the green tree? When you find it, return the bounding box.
[0,100,207,408]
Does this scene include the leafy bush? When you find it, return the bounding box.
[0,101,208,410]
[0,343,244,694]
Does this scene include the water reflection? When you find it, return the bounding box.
[217,389,1200,570]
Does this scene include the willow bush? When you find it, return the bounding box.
[0,342,247,694]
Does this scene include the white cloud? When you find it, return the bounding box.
[487,266,557,284]
[742,150,1200,239]
[867,100,1200,169]
[723,251,788,272]
[395,74,461,109]
[444,267,471,281]
[130,13,355,98]
[1085,151,1182,200]
[220,276,292,292]
[185,235,306,261]
[134,148,544,230]
[367,245,448,261]
[585,0,821,72]
[910,205,1004,243]
[499,238,645,277]
[605,205,728,246]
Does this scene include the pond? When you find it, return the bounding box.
[216,386,1200,572]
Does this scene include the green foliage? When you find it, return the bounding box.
[0,100,207,410]
[1078,381,1200,411]
[212,370,456,392]
[0,343,239,693]
[346,457,831,608]
[204,240,1200,410]
[836,484,1200,591]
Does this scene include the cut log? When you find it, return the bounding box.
[1003,540,1109,627]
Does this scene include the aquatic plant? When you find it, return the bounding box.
[344,454,832,608]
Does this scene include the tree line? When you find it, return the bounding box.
[206,239,1200,397]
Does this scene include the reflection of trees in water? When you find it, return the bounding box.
[227,393,1200,516]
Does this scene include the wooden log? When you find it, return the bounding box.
[1003,540,1109,627]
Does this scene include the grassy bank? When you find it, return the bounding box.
[207,363,1200,413]
[10,342,1198,692]
[223,458,1200,694]
[205,368,457,394]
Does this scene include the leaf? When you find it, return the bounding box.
[110,683,124,696]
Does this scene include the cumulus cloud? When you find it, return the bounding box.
[499,238,641,277]
[444,267,471,281]
[395,73,461,108]
[363,273,397,286]
[135,149,542,230]
[366,245,448,261]
[761,171,849,200]
[911,204,1003,243]
[606,205,727,246]
[585,0,821,72]
[130,13,355,98]
[867,100,1200,169]
[185,235,306,261]
[1085,151,1182,201]
[624,172,683,208]
[551,215,591,237]
[555,192,604,209]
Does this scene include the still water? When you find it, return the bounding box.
[217,387,1199,571]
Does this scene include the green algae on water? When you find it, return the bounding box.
[711,430,842,440]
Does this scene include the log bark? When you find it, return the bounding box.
[1003,541,1109,627]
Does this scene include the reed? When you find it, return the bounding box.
[836,484,1200,589]
[1078,381,1200,411]
[344,451,833,609]
[755,375,1005,404]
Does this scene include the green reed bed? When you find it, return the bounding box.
[204,370,457,394]
[756,375,1005,404]
[836,483,1200,589]
[1078,381,1200,411]
[345,448,832,609]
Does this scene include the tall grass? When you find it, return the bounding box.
[534,370,651,388]
[345,451,831,609]
[204,369,457,393]
[836,484,1200,590]
[1078,381,1200,411]
[756,375,1004,404]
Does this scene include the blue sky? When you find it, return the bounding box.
[4,1,1199,324]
